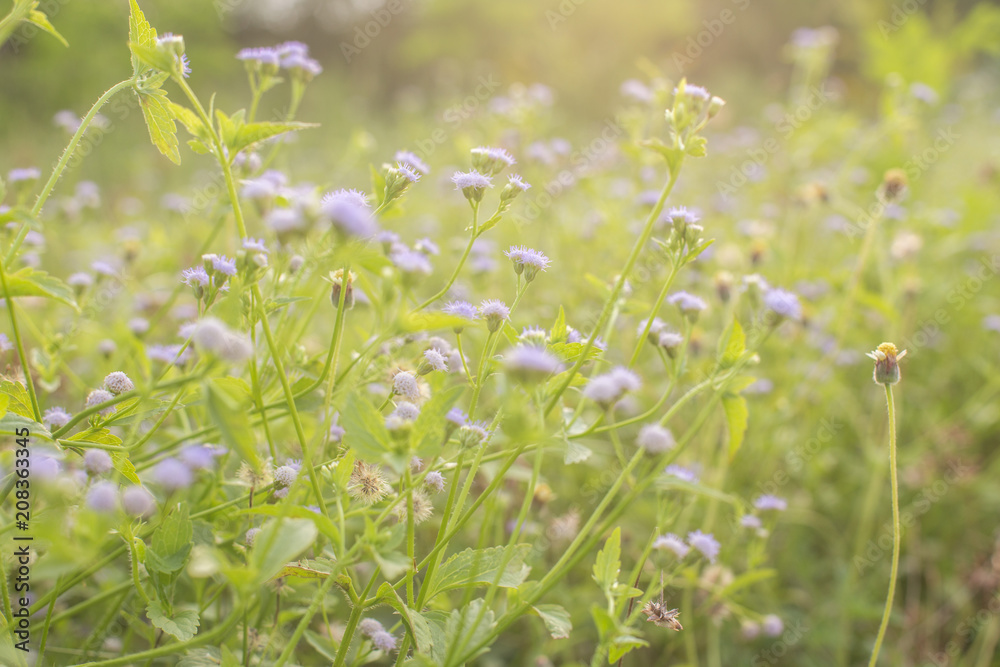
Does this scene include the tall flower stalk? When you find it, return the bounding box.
[866,342,906,666]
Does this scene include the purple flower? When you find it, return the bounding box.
[687,530,720,563]
[323,188,370,210]
[0,333,11,354]
[425,471,445,492]
[394,150,430,175]
[121,486,156,517]
[414,238,439,256]
[392,371,420,401]
[446,408,468,427]
[666,206,700,225]
[676,83,710,101]
[754,494,787,512]
[87,482,119,513]
[84,449,114,475]
[653,533,690,559]
[761,614,784,637]
[236,46,280,67]
[371,630,397,652]
[359,618,385,637]
[390,248,433,276]
[764,288,802,321]
[443,300,479,321]
[740,515,763,529]
[664,464,699,483]
[242,237,269,253]
[637,424,675,453]
[274,465,299,487]
[479,299,510,332]
[504,345,564,381]
[103,371,134,396]
[470,146,516,175]
[667,291,707,315]
[153,458,194,491]
[180,444,225,470]
[452,170,493,202]
[323,197,377,238]
[210,255,237,277]
[7,167,41,183]
[584,367,642,407]
[391,401,421,422]
[505,173,531,193]
[85,389,116,417]
[43,407,72,429]
[182,266,210,288]
[505,246,550,281]
[422,348,449,373]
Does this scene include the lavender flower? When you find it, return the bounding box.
[653,533,690,559]
[153,458,194,491]
[392,371,420,401]
[242,237,269,253]
[394,150,430,175]
[85,389,116,417]
[740,515,763,529]
[452,170,493,202]
[322,188,370,210]
[274,465,298,488]
[583,367,641,407]
[7,167,41,183]
[0,333,11,354]
[753,494,788,512]
[180,445,225,470]
[504,345,564,382]
[761,614,784,637]
[103,371,134,396]
[664,464,699,483]
[419,348,449,374]
[182,266,210,288]
[505,246,550,281]
[479,299,510,333]
[391,401,421,422]
[87,482,119,513]
[372,631,397,652]
[245,527,261,547]
[424,471,445,492]
[390,248,433,276]
[322,196,377,238]
[192,318,254,363]
[687,530,720,563]
[636,424,675,453]
[359,618,385,637]
[501,174,531,202]
[84,449,114,475]
[43,407,72,429]
[470,146,516,175]
[668,291,707,320]
[121,486,156,517]
[764,288,802,321]
[457,422,491,449]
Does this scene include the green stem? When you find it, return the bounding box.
[273,569,344,667]
[415,202,479,311]
[0,264,42,421]
[546,162,683,415]
[332,568,381,667]
[627,257,680,368]
[867,384,900,666]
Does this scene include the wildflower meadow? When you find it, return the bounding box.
[2,0,999,665]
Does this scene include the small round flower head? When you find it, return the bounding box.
[668,291,707,320]
[121,485,156,517]
[667,206,700,226]
[84,449,114,475]
[245,527,261,548]
[371,630,398,653]
[85,389,116,417]
[505,246,550,282]
[471,146,516,176]
[394,489,433,525]
[653,533,690,559]
[180,444,225,470]
[687,530,720,563]
[103,371,134,396]
[457,421,491,449]
[87,481,119,513]
[329,423,346,442]
[866,342,907,385]
[424,470,446,492]
[237,46,280,71]
[764,288,802,322]
[501,174,531,202]
[664,464,699,483]
[129,318,150,337]
[584,367,641,408]
[392,371,420,400]
[741,620,761,640]
[322,196,378,238]
[274,465,298,488]
[348,461,391,506]
[182,266,210,288]
[753,494,787,512]
[446,408,468,427]
[208,255,237,277]
[359,618,386,637]
[504,345,564,383]
[153,458,194,491]
[67,272,94,289]
[43,407,72,429]
[761,614,784,637]
[281,52,322,81]
[519,326,548,348]
[0,333,11,354]
[391,401,421,422]
[391,248,433,276]
[637,317,666,343]
[479,299,510,333]
[419,348,449,375]
[8,167,41,183]
[442,300,478,333]
[192,318,254,364]
[323,188,370,211]
[740,514,763,529]
[242,237,269,254]
[637,424,676,453]
[98,339,117,357]
[394,150,430,175]
[452,170,493,202]
[156,32,185,56]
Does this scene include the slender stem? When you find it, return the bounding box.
[0,264,42,421]
[415,202,479,311]
[333,568,381,667]
[627,257,680,368]
[546,162,682,415]
[868,384,900,666]
[273,569,343,667]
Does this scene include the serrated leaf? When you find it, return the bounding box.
[532,604,572,639]
[444,599,496,663]
[1,267,78,310]
[229,121,318,157]
[427,545,531,602]
[147,504,193,574]
[249,518,318,585]
[146,599,199,641]
[168,101,209,140]
[593,527,621,592]
[128,0,156,76]
[563,438,592,464]
[341,392,392,461]
[722,393,749,460]
[0,380,33,419]
[717,317,745,368]
[27,10,67,47]
[0,412,47,439]
[549,306,567,343]
[129,41,173,73]
[137,88,180,165]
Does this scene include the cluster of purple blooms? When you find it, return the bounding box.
[236,41,322,79]
[653,530,721,563]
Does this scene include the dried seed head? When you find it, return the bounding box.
[394,489,434,524]
[642,601,683,631]
[348,461,391,506]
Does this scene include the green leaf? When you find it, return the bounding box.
[532,604,572,639]
[717,317,745,368]
[229,121,318,157]
[270,558,336,581]
[722,394,749,460]
[168,101,209,141]
[608,633,648,663]
[1,267,78,310]
[26,10,67,47]
[147,504,193,574]
[563,438,592,464]
[146,599,199,641]
[0,412,48,439]
[249,518,318,585]
[0,394,8,420]
[67,427,141,484]
[444,599,496,663]
[549,306,567,343]
[204,378,260,470]
[137,88,181,165]
[129,42,173,73]
[341,392,393,461]
[127,0,157,76]
[593,527,621,592]
[427,545,531,602]
[245,504,340,546]
[0,380,33,419]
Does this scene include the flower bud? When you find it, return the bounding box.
[866,342,907,385]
